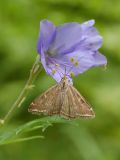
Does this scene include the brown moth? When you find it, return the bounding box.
[28,76,95,119]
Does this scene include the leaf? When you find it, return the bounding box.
[0,116,79,145]
[0,136,44,145]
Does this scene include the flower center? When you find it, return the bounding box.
[46,49,56,57]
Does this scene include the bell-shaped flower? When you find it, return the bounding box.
[37,20,107,82]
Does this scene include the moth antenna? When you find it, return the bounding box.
[66,65,74,75]
[56,64,68,78]
[65,66,67,77]
[57,69,63,79]
[65,66,66,74]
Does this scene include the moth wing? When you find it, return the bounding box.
[28,84,62,115]
[60,85,95,118]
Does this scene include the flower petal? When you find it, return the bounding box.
[47,66,65,82]
[48,19,102,56]
[45,50,94,80]
[37,19,107,82]
[39,47,70,82]
[48,22,83,55]
[77,20,103,51]
[41,49,107,82]
[64,50,95,75]
[93,51,107,66]
[37,20,56,54]
[40,46,48,73]
[77,36,103,51]
[81,20,95,30]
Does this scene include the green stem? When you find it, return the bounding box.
[0,55,42,126]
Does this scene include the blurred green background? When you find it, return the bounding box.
[0,0,120,160]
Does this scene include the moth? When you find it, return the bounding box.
[28,76,95,119]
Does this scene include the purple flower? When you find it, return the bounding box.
[37,19,107,82]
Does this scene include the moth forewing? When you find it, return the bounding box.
[28,84,60,115]
[28,76,95,119]
[69,85,95,118]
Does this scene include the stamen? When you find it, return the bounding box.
[74,61,79,66]
[70,72,75,77]
[55,63,60,67]
[70,57,75,63]
[52,69,56,74]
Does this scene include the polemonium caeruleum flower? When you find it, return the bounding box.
[37,20,107,82]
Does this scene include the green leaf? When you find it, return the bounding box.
[0,136,44,145]
[0,116,79,145]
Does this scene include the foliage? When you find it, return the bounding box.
[0,116,78,145]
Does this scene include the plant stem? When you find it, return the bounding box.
[0,55,42,126]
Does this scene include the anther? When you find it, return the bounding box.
[55,63,60,67]
[70,72,75,77]
[70,57,75,63]
[52,69,56,74]
[74,61,79,66]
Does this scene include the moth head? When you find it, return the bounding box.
[61,75,72,86]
